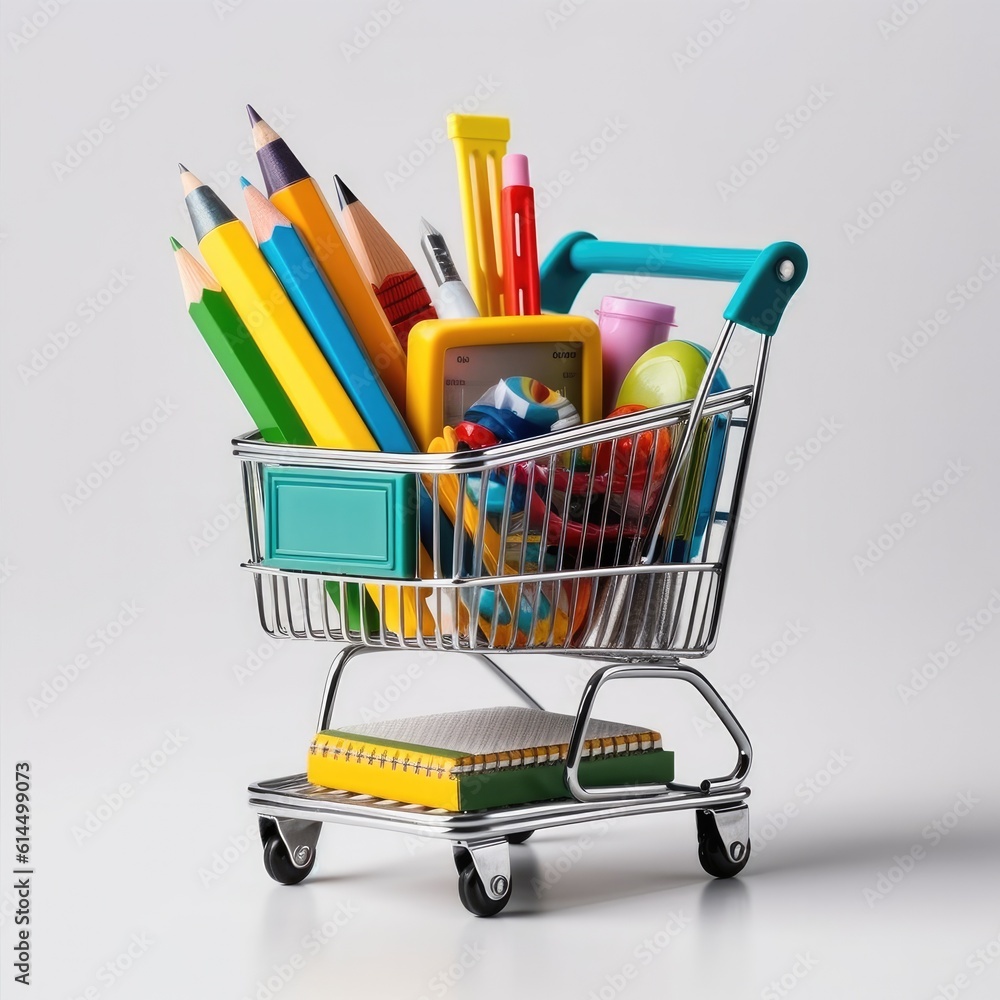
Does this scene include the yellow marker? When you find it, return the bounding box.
[447,114,510,317]
[249,108,408,412]
[181,168,377,451]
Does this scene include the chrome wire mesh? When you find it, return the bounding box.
[235,376,758,657]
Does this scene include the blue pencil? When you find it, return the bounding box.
[242,177,415,453]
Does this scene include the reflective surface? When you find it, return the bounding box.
[29,804,1000,999]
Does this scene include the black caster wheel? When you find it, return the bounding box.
[696,809,750,878]
[506,830,533,845]
[262,834,315,885]
[457,860,511,917]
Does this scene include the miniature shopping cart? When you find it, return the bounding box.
[234,234,807,915]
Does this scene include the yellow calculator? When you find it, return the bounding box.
[405,314,602,449]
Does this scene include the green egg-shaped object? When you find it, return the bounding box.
[616,340,708,409]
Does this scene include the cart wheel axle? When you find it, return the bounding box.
[457,861,511,916]
[262,833,315,885]
[259,816,321,886]
[453,839,512,917]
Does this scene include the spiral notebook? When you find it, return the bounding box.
[306,706,674,811]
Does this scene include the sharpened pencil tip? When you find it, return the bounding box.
[332,174,358,209]
[246,104,262,125]
[239,176,251,189]
[169,236,182,251]
[178,162,189,174]
[419,217,440,238]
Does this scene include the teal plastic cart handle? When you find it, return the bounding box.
[540,232,807,336]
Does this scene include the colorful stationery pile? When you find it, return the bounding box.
[172,106,709,809]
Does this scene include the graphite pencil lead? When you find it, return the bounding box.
[179,167,204,197]
[332,175,358,210]
[178,162,189,173]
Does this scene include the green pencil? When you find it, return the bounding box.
[171,237,377,633]
[171,236,311,445]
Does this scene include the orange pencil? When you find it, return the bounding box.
[249,106,408,410]
[333,175,437,352]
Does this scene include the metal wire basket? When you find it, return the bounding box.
[235,320,762,656]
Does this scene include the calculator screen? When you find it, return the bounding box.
[443,342,585,428]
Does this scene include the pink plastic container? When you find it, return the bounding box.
[596,296,677,415]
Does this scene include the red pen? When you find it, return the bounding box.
[501,153,540,316]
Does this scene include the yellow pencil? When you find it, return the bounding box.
[180,165,377,452]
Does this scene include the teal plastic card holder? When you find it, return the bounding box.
[262,466,416,578]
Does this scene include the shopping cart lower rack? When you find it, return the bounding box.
[235,235,807,915]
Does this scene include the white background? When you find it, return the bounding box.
[2,1,999,997]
